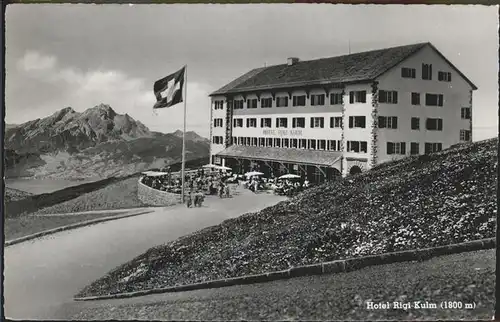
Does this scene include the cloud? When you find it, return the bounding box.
[17,50,57,72]
[10,50,212,137]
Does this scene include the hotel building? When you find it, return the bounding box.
[209,42,476,182]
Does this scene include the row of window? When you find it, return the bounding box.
[401,64,452,83]
[230,115,446,131]
[216,91,456,110]
[214,135,469,155]
[232,137,343,151]
[388,142,443,155]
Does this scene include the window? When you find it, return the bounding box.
[260,118,272,128]
[308,139,317,150]
[238,137,244,145]
[411,92,421,106]
[379,90,398,104]
[292,117,306,128]
[274,138,281,148]
[276,96,289,107]
[251,138,258,146]
[387,142,406,155]
[426,118,443,131]
[311,94,325,106]
[349,116,366,128]
[460,130,472,141]
[276,117,288,128]
[265,138,273,147]
[349,91,367,104]
[318,139,326,150]
[261,98,272,108]
[310,117,325,128]
[292,95,306,107]
[438,71,452,82]
[411,117,420,130]
[214,100,224,110]
[461,107,471,119]
[347,141,368,153]
[330,93,343,105]
[410,142,419,155]
[245,137,251,146]
[328,140,341,151]
[299,139,307,149]
[232,136,237,145]
[422,63,432,80]
[291,139,298,148]
[259,138,265,147]
[425,94,444,107]
[283,138,290,148]
[233,118,243,127]
[234,100,244,109]
[401,67,416,79]
[330,117,343,128]
[213,118,223,127]
[246,118,257,128]
[212,136,224,145]
[425,142,443,154]
[378,116,398,129]
[247,99,258,109]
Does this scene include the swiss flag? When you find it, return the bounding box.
[153,66,185,109]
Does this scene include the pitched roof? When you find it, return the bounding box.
[210,42,477,96]
[215,145,342,167]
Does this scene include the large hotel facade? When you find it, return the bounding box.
[209,42,476,182]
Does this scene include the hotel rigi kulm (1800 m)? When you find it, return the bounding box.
[208,42,476,183]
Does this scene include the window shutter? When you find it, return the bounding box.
[320,118,324,128]
[393,117,398,129]
[394,91,398,104]
[387,142,393,155]
[349,116,353,128]
[276,118,279,127]
[330,117,333,128]
[429,64,433,80]
[438,119,443,131]
[310,118,314,128]
[349,92,354,104]
[379,90,385,103]
[401,142,406,154]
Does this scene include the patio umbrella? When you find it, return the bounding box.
[245,171,264,177]
[279,174,301,180]
[216,165,232,171]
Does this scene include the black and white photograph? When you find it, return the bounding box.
[3,3,498,320]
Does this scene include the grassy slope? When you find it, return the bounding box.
[34,176,147,215]
[5,187,33,202]
[5,211,130,241]
[77,138,497,297]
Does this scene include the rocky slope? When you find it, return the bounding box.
[77,138,497,297]
[4,104,209,179]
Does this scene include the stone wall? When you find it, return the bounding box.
[137,179,181,207]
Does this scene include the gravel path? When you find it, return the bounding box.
[4,187,286,320]
[57,249,495,321]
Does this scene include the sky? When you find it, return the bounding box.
[5,4,498,140]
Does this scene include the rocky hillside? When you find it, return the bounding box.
[77,138,497,297]
[5,104,210,179]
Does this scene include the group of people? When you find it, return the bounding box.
[141,167,236,208]
[273,179,311,196]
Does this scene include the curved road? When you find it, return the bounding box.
[4,188,287,320]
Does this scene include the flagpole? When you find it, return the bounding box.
[181,65,188,204]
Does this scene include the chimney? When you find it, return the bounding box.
[287,57,300,66]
